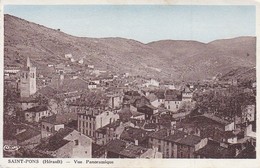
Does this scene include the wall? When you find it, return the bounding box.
[96,111,119,130]
[21,102,38,111]
[64,130,92,158]
[164,100,182,112]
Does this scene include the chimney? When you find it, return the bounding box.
[26,56,31,68]
[166,129,171,136]
[134,139,138,146]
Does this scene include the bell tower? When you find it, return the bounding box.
[20,57,37,98]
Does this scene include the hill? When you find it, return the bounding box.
[4,14,256,81]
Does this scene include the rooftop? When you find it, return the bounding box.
[176,134,202,146]
[37,86,58,99]
[104,139,126,154]
[194,140,233,158]
[119,144,148,158]
[35,127,74,151]
[25,105,48,113]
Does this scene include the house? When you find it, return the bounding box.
[18,97,39,111]
[65,54,72,59]
[137,104,158,120]
[118,105,145,121]
[161,81,175,90]
[88,82,97,90]
[15,126,41,149]
[241,105,255,123]
[88,65,94,69]
[107,93,123,109]
[41,112,77,138]
[3,123,41,153]
[24,105,52,123]
[35,127,92,158]
[142,79,160,87]
[148,129,186,158]
[78,110,119,138]
[194,140,233,158]
[119,126,152,148]
[164,90,182,112]
[182,87,193,102]
[148,128,208,158]
[95,120,122,146]
[104,139,162,158]
[146,93,161,108]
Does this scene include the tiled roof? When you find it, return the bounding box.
[176,134,201,146]
[49,77,89,92]
[165,89,182,101]
[104,139,126,154]
[143,123,157,129]
[146,93,158,102]
[15,127,41,143]
[194,140,233,158]
[154,90,165,99]
[120,127,152,143]
[35,127,74,151]
[163,130,187,142]
[25,105,48,113]
[19,97,39,103]
[148,128,167,140]
[42,112,77,125]
[37,86,58,99]
[119,144,148,158]
[200,113,230,125]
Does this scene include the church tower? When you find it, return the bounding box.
[20,57,37,98]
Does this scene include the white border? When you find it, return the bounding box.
[0,0,259,168]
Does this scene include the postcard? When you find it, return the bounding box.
[0,0,259,168]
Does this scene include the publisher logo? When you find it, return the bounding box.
[3,145,20,152]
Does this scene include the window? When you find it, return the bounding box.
[158,145,161,152]
[74,140,79,146]
[46,126,49,132]
[168,105,170,109]
[42,125,45,129]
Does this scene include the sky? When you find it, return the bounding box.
[4,5,256,43]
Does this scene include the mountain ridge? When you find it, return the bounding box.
[4,14,256,81]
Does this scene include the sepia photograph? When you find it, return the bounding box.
[1,2,258,166]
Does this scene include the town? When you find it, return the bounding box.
[4,54,256,159]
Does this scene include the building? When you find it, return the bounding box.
[18,97,39,111]
[241,105,255,123]
[137,104,158,120]
[65,53,73,59]
[104,139,162,158]
[88,82,97,89]
[142,79,160,87]
[164,90,182,112]
[146,93,161,108]
[107,93,123,109]
[35,127,92,158]
[24,105,52,123]
[148,128,208,158]
[41,113,78,139]
[194,140,233,158]
[78,110,119,137]
[182,87,193,102]
[20,57,37,98]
